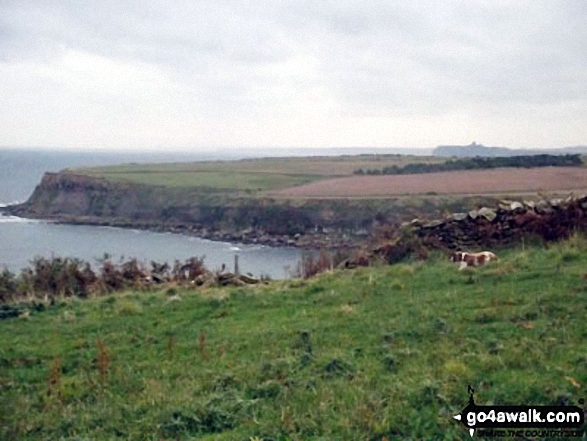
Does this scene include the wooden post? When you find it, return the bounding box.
[234,254,239,276]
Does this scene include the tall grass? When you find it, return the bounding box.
[1,238,586,439]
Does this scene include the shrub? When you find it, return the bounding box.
[172,256,207,281]
[0,255,209,305]
[0,268,16,303]
[355,154,582,175]
[296,248,356,278]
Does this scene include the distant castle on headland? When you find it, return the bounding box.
[433,142,587,157]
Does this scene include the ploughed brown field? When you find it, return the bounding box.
[271,166,587,198]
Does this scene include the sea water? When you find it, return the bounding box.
[0,149,301,279]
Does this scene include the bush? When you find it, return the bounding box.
[296,248,353,278]
[26,257,96,299]
[355,154,582,176]
[172,256,206,281]
[0,255,209,305]
[0,268,16,303]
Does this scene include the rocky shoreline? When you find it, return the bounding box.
[1,207,362,250]
[2,171,486,251]
[2,172,394,250]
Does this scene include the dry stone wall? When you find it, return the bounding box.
[405,195,587,249]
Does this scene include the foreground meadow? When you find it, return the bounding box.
[1,239,586,440]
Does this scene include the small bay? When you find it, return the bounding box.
[0,149,302,279]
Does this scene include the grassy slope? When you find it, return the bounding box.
[75,155,444,192]
[1,239,587,440]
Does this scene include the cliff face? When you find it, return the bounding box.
[8,172,486,244]
[15,172,144,218]
[12,172,224,224]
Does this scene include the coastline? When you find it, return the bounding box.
[2,207,360,250]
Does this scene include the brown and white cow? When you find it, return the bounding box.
[450,251,498,270]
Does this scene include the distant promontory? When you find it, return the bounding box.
[433,142,587,157]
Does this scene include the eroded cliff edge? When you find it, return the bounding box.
[6,172,484,248]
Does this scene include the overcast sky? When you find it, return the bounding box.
[1,1,586,151]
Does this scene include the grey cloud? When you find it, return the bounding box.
[0,0,586,147]
[0,1,291,68]
[291,1,587,115]
[0,0,300,116]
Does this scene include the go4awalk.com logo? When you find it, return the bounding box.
[453,386,585,438]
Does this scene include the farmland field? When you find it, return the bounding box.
[75,155,445,192]
[271,166,587,198]
[24,156,587,245]
[76,157,587,199]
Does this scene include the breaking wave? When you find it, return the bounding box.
[0,199,25,208]
[0,214,40,223]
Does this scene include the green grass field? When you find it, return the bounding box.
[75,155,444,192]
[1,238,587,439]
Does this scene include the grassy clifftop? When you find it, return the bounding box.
[12,171,487,246]
[14,154,587,246]
[76,155,444,193]
[1,238,586,439]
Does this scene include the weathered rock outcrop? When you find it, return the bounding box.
[12,172,139,217]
